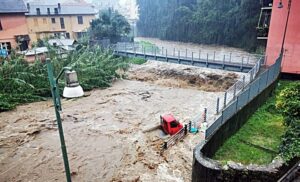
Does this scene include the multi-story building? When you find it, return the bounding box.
[25,2,96,42]
[265,0,300,75]
[0,0,30,53]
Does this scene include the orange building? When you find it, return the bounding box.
[265,0,300,75]
[25,2,96,42]
[0,0,30,53]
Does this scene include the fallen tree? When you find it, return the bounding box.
[0,45,129,111]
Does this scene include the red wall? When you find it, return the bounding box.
[266,0,300,74]
[0,13,28,49]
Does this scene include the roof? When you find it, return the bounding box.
[24,47,48,56]
[25,3,96,16]
[162,114,176,123]
[0,0,28,13]
[48,39,75,46]
[48,39,76,51]
[24,0,89,5]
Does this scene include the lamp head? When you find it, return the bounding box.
[63,70,84,98]
[278,0,284,8]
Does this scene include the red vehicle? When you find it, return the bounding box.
[160,114,183,135]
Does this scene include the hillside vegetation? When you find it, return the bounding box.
[137,0,262,51]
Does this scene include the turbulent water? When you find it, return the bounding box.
[134,37,261,65]
[0,49,246,182]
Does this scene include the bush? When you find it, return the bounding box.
[128,57,147,65]
[276,82,300,161]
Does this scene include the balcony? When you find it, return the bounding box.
[257,6,272,40]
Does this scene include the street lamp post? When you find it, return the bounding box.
[46,58,84,182]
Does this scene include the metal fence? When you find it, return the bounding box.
[163,125,188,149]
[202,56,282,139]
[115,42,263,66]
[114,41,279,140]
[189,57,263,131]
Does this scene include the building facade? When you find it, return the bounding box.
[0,0,30,53]
[265,0,300,75]
[25,2,96,42]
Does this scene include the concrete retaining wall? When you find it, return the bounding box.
[202,79,277,157]
[192,79,298,181]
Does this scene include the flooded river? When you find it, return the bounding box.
[0,42,248,182]
[134,37,262,65]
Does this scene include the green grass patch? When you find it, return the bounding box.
[213,81,293,165]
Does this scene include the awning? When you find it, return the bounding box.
[48,39,75,46]
[24,47,48,56]
[72,29,87,33]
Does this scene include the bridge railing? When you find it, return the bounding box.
[115,42,263,67]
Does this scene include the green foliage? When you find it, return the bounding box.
[276,82,300,125]
[0,57,49,112]
[213,92,285,165]
[279,120,300,162]
[62,46,129,90]
[89,8,131,43]
[0,45,129,111]
[214,81,300,164]
[276,81,300,161]
[128,57,147,65]
[137,0,262,51]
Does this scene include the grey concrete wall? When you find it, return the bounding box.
[202,79,277,158]
[192,79,299,181]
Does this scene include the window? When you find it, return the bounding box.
[47,8,50,15]
[34,18,38,26]
[77,16,83,24]
[170,121,178,128]
[66,32,70,39]
[77,32,87,39]
[43,18,47,24]
[51,18,56,23]
[17,36,29,51]
[54,8,58,14]
[36,8,41,15]
[60,17,65,29]
[0,42,12,54]
[0,19,3,31]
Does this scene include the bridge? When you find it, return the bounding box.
[113,42,264,73]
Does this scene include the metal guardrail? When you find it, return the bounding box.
[189,58,263,133]
[278,161,300,182]
[114,42,263,73]
[203,56,282,139]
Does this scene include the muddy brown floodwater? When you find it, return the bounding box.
[0,61,243,182]
[135,37,261,64]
